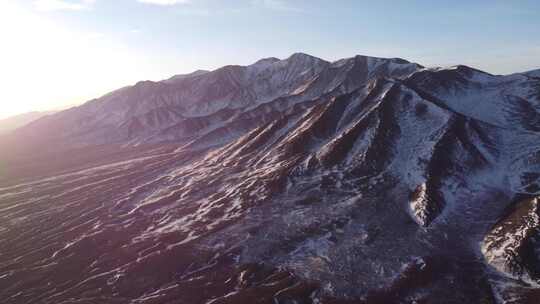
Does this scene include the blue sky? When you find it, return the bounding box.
[1,0,539,118]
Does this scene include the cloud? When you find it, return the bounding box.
[33,0,96,11]
[137,0,190,5]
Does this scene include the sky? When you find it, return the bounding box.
[1,0,539,119]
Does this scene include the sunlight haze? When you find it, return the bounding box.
[1,0,539,119]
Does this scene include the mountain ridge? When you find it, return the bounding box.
[3,53,422,152]
[0,110,55,134]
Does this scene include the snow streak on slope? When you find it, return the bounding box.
[406,66,540,132]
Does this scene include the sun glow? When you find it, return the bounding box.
[0,1,152,119]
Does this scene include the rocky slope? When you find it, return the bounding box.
[0,54,539,304]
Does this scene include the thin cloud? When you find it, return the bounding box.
[137,0,191,5]
[33,0,96,12]
[137,0,213,16]
[252,0,304,13]
[86,32,105,40]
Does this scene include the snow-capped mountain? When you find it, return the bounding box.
[5,53,421,150]
[0,53,539,304]
[407,66,540,132]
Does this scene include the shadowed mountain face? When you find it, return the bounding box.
[0,54,539,304]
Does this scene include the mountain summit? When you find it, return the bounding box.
[0,53,539,304]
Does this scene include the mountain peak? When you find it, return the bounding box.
[287,52,324,62]
[253,57,280,65]
[389,57,413,65]
[167,69,210,82]
[451,64,491,74]
[427,65,490,75]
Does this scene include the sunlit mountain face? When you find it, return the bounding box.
[1,53,540,304]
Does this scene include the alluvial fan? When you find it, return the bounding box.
[0,53,539,304]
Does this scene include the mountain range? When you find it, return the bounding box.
[0,53,539,304]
